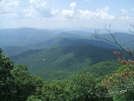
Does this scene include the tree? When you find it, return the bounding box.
[11,65,43,101]
[101,64,134,101]
[27,73,112,101]
[0,48,15,101]
[93,24,134,59]
[92,24,134,100]
[0,48,44,101]
[68,73,112,101]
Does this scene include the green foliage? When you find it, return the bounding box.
[101,64,134,101]
[28,73,113,101]
[10,65,43,101]
[115,65,133,73]
[0,49,44,101]
[1,47,134,101]
[71,73,98,101]
[35,69,74,81]
[11,45,119,80]
[28,80,74,101]
[34,61,122,81]
[82,61,121,77]
[26,76,111,101]
[0,48,15,101]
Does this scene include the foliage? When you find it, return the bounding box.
[92,24,134,100]
[82,60,121,77]
[10,65,43,101]
[27,73,112,101]
[0,48,43,101]
[2,47,134,101]
[1,25,134,101]
[35,69,74,81]
[34,60,122,80]
[100,51,134,101]
[28,80,75,101]
[11,45,119,77]
[0,48,14,101]
[71,73,102,101]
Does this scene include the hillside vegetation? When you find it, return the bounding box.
[1,28,134,100]
[11,45,120,73]
[1,48,134,101]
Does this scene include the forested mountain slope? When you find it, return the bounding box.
[35,60,122,80]
[11,45,121,74]
[1,47,134,101]
[81,60,122,77]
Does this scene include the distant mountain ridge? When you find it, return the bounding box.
[91,32,134,48]
[1,27,129,49]
[1,27,132,57]
[1,27,132,80]
[0,27,57,47]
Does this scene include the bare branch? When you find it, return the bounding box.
[92,26,116,44]
[93,24,134,59]
[128,24,134,34]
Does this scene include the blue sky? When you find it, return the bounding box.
[0,0,134,30]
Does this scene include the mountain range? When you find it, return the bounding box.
[0,27,132,80]
[1,27,123,54]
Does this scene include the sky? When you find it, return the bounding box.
[0,0,134,30]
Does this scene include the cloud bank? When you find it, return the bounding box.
[0,0,133,29]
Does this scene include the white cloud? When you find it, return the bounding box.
[0,0,19,17]
[118,16,134,25]
[28,0,53,18]
[0,0,54,18]
[70,2,76,7]
[78,9,114,21]
[0,0,132,30]
[62,10,73,18]
[36,2,47,8]
[62,3,114,21]
[0,13,19,18]
[96,6,109,12]
[0,0,114,21]
[51,9,59,15]
[121,9,128,14]
[23,6,38,18]
[120,16,130,20]
[93,7,114,20]
[62,2,78,18]
[29,0,40,4]
[118,16,133,27]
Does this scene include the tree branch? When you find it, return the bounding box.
[93,24,134,59]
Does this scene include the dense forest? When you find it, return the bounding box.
[1,46,134,101]
[1,28,134,101]
[9,44,126,81]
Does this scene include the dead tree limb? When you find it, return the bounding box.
[129,24,134,34]
[92,24,134,59]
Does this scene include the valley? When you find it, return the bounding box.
[1,27,134,101]
[1,27,131,80]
